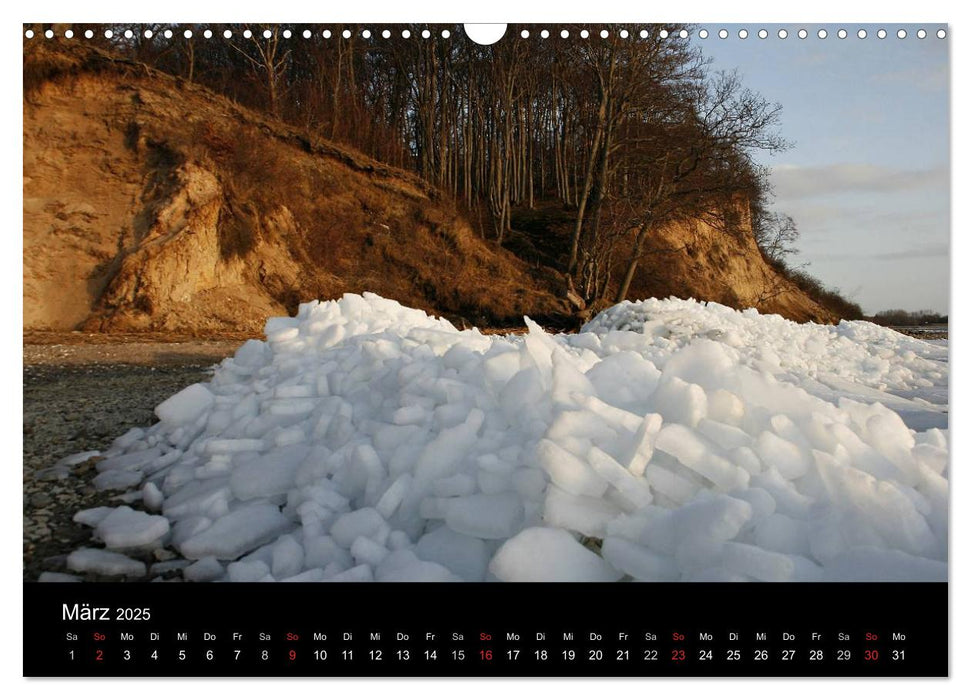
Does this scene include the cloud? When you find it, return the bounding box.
[869,243,949,261]
[876,63,948,93]
[804,243,948,263]
[771,163,948,200]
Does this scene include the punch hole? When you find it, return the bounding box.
[817,29,827,39]
[738,29,748,39]
[461,24,504,45]
[838,29,847,39]
[164,29,172,38]
[698,29,709,39]
[857,29,867,39]
[758,29,768,39]
[45,29,53,39]
[877,29,887,39]
[778,29,788,39]
[937,29,946,39]
[797,29,808,39]
[362,30,372,39]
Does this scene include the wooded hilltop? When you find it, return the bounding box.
[23,25,862,334]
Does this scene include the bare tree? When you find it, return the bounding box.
[613,70,789,302]
[231,26,292,118]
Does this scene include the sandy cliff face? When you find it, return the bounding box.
[23,44,834,334]
[23,45,564,333]
[627,211,838,324]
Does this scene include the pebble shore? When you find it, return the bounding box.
[23,341,235,581]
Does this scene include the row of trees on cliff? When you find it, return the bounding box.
[58,23,799,308]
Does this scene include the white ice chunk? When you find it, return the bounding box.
[227,560,271,582]
[229,444,311,501]
[753,513,811,557]
[654,424,746,490]
[180,503,291,560]
[74,506,115,528]
[184,556,225,581]
[621,413,663,476]
[721,541,796,582]
[350,536,390,568]
[754,432,810,480]
[534,439,607,497]
[67,548,146,578]
[601,536,679,581]
[489,527,622,582]
[94,506,170,550]
[543,485,621,538]
[445,493,525,539]
[652,377,707,427]
[271,535,305,579]
[643,495,753,554]
[414,409,483,481]
[415,526,490,581]
[155,384,215,426]
[330,507,388,548]
[142,482,164,512]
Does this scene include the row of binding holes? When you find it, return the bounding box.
[697,28,944,40]
[520,27,947,40]
[25,27,948,40]
[23,28,455,40]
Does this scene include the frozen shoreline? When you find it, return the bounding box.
[28,295,949,583]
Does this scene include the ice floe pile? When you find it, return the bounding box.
[584,298,948,430]
[63,293,948,582]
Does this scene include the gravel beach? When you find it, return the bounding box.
[23,337,241,581]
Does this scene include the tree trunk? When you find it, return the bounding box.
[617,221,652,302]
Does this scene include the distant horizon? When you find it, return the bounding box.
[694,24,950,316]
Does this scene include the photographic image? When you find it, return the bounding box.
[23,23,948,590]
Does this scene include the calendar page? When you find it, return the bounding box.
[22,20,949,678]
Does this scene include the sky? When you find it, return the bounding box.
[692,24,950,315]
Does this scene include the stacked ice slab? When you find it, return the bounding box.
[68,293,948,582]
